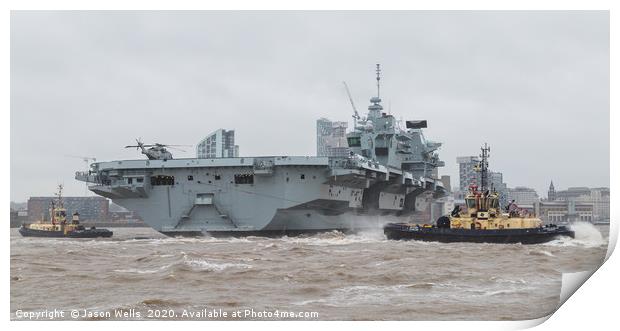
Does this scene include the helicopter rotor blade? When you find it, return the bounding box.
[166,146,187,152]
[127,144,154,148]
[153,144,192,148]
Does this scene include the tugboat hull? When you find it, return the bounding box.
[18,226,113,238]
[384,223,574,244]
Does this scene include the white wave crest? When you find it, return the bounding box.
[182,256,252,272]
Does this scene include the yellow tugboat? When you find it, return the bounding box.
[384,144,574,244]
[19,185,113,238]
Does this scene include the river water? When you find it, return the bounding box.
[10,223,610,321]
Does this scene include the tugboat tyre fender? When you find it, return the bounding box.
[436,216,451,229]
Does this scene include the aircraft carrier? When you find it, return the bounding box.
[75,65,446,236]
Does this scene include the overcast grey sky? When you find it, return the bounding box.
[11,11,609,202]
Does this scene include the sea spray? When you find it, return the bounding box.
[339,213,414,241]
[569,222,605,247]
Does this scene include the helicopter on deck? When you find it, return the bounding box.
[125,139,190,160]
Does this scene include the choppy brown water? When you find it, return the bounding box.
[10,223,609,321]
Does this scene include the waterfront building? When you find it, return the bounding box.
[27,196,109,223]
[535,200,594,224]
[9,202,28,227]
[196,129,239,159]
[456,156,480,192]
[10,209,27,228]
[489,171,508,207]
[489,172,505,192]
[589,187,610,222]
[316,118,350,157]
[506,186,540,205]
[547,184,609,222]
[556,187,591,201]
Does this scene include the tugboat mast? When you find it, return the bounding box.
[478,143,490,191]
[54,184,64,208]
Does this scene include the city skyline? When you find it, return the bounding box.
[11,11,609,201]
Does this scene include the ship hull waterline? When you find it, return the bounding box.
[158,210,418,237]
[163,228,361,238]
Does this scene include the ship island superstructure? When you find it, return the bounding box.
[76,65,446,236]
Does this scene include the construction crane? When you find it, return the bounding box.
[343,81,361,129]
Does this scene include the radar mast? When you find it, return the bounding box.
[477,143,491,191]
[376,63,381,98]
[368,63,384,119]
